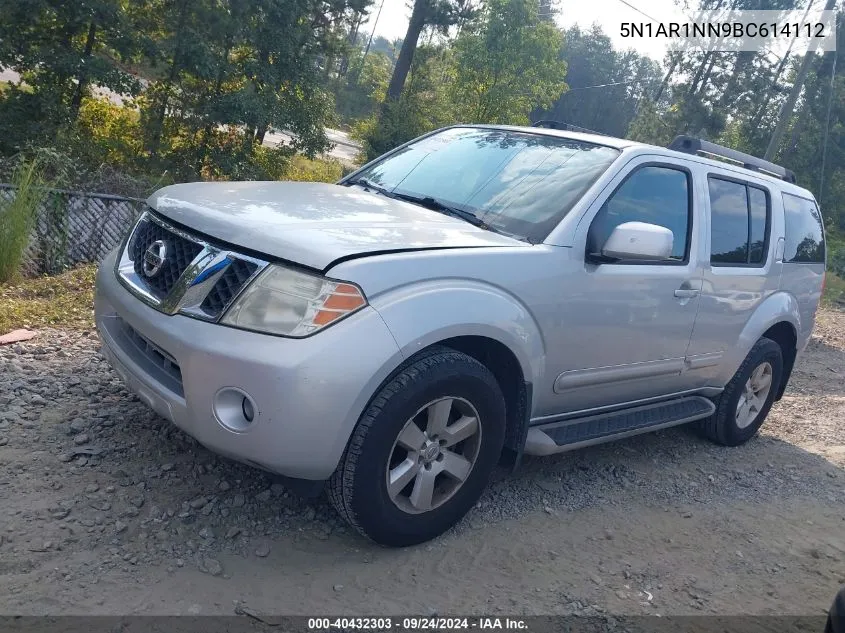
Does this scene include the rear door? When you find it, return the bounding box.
[684,169,780,386]
[780,193,826,342]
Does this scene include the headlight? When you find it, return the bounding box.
[221,265,367,337]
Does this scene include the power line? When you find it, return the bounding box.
[566,81,627,91]
[612,0,659,23]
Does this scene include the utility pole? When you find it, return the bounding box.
[763,0,836,161]
[360,0,386,72]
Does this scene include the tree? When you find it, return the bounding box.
[0,0,140,151]
[385,0,474,102]
[538,25,662,136]
[450,0,567,124]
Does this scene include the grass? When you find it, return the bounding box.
[0,159,43,282]
[0,265,96,334]
[822,271,845,307]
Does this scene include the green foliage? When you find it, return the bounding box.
[540,25,663,137]
[450,0,567,124]
[331,50,393,123]
[0,160,43,282]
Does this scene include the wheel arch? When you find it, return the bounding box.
[714,291,801,398]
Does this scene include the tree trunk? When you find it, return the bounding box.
[654,53,681,103]
[385,0,429,102]
[69,21,98,121]
[765,0,837,161]
[147,0,189,157]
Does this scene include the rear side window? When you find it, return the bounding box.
[708,176,770,266]
[782,193,825,263]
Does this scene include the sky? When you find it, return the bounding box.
[362,0,680,63]
[361,0,835,64]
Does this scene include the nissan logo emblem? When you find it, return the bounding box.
[143,240,168,278]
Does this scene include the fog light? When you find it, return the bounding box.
[213,387,258,432]
[242,396,255,422]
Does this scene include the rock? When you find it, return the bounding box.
[682,511,693,518]
[304,507,316,521]
[50,509,71,520]
[58,452,74,463]
[175,559,184,568]
[202,558,223,577]
[225,527,242,540]
[218,480,231,492]
[0,437,7,446]
[333,584,344,592]
[254,543,271,558]
[270,483,285,496]
[199,526,215,540]
[161,463,175,472]
[604,529,614,540]
[69,419,87,433]
[232,494,246,508]
[73,433,91,445]
[254,490,272,503]
[189,497,208,510]
[115,521,128,534]
[85,484,100,494]
[129,495,145,509]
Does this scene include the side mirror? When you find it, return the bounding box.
[598,221,674,262]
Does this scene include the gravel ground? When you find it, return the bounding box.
[1,309,844,618]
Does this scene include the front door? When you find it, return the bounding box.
[538,158,704,417]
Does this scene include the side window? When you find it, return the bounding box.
[783,193,825,263]
[708,176,770,267]
[588,165,690,261]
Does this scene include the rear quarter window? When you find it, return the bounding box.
[782,193,825,263]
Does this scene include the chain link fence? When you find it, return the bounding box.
[0,184,144,276]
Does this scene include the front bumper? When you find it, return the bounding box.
[95,250,404,480]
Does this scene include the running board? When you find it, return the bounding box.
[524,396,715,456]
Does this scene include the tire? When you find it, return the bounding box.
[328,347,506,547]
[701,337,783,447]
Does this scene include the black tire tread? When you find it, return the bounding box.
[327,346,496,540]
[701,337,782,446]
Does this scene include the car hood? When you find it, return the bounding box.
[148,181,524,270]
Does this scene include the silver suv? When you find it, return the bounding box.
[95,125,826,546]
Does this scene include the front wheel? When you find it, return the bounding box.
[328,348,506,546]
[701,337,783,446]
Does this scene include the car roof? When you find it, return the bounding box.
[462,124,640,150]
[467,124,816,201]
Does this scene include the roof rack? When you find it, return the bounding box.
[668,135,796,184]
[532,120,609,136]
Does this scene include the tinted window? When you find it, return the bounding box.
[708,176,770,266]
[709,178,749,264]
[748,187,768,263]
[351,127,620,243]
[783,193,825,263]
[588,166,690,260]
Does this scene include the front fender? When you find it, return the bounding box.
[370,280,546,390]
[713,291,801,386]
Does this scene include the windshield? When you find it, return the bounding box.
[347,127,620,243]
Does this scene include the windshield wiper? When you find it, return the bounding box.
[391,192,489,229]
[346,178,489,230]
[345,177,390,195]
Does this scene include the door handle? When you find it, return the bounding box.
[674,288,700,298]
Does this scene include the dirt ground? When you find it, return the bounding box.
[0,309,843,618]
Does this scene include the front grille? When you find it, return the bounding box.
[117,319,184,396]
[129,217,203,300]
[200,259,259,318]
